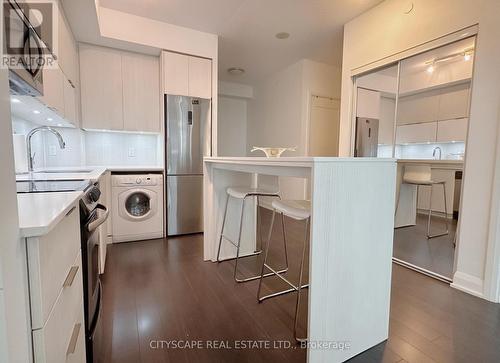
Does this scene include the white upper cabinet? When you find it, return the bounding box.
[80,44,161,132]
[356,88,380,119]
[122,52,160,132]
[437,83,470,121]
[397,89,440,125]
[62,76,78,128]
[57,7,79,87]
[436,118,468,143]
[396,122,437,144]
[162,51,212,98]
[40,67,65,116]
[80,44,124,130]
[188,56,212,99]
[163,52,189,96]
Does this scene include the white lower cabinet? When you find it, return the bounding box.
[27,206,80,329]
[32,253,85,363]
[26,203,86,363]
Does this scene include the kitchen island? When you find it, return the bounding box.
[203,157,397,363]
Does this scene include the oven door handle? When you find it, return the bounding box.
[90,279,103,339]
[87,204,109,233]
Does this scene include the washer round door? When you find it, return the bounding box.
[119,189,158,221]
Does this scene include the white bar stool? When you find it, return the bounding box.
[397,165,449,239]
[257,199,310,343]
[216,187,289,283]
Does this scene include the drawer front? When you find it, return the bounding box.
[28,204,81,329]
[33,252,85,363]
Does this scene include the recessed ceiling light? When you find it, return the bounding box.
[426,65,435,73]
[275,32,290,40]
[47,117,53,121]
[11,98,21,103]
[227,67,245,75]
[33,110,40,114]
[57,123,63,127]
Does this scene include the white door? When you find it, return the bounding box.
[308,95,340,156]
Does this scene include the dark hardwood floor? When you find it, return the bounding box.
[393,214,456,279]
[100,209,500,363]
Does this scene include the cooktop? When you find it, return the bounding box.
[16,179,91,193]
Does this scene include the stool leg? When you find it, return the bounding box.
[442,182,450,234]
[216,194,230,262]
[294,218,309,343]
[256,195,263,253]
[233,196,246,282]
[427,182,449,239]
[257,209,276,301]
[281,211,289,270]
[427,184,433,238]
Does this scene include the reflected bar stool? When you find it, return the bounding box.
[216,187,289,283]
[399,165,449,239]
[257,199,310,342]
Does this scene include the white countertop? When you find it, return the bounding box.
[397,159,463,164]
[18,191,82,237]
[86,165,164,172]
[204,156,395,165]
[16,165,164,237]
[16,165,163,182]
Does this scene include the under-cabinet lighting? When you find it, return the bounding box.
[33,110,40,114]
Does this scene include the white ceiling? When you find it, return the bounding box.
[99,0,384,85]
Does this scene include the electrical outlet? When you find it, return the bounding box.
[128,147,136,157]
[48,145,57,156]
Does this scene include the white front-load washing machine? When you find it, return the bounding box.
[111,174,164,243]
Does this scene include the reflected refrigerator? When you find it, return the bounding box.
[355,117,379,157]
[165,95,211,235]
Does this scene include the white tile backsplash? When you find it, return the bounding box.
[12,118,162,170]
[377,142,465,160]
[85,131,159,166]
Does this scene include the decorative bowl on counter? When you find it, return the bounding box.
[250,146,297,158]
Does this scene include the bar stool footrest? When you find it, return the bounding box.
[235,267,289,283]
[258,283,309,302]
[217,249,261,263]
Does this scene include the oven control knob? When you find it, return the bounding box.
[136,178,142,184]
[88,187,101,203]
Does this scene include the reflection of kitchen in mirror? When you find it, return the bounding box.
[354,36,476,282]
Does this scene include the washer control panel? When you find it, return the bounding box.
[112,174,162,187]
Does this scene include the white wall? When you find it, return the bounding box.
[247,59,341,199]
[340,0,500,301]
[217,81,253,157]
[218,97,248,156]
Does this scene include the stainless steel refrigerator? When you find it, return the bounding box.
[355,117,379,157]
[165,95,211,235]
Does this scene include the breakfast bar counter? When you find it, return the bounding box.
[203,157,397,362]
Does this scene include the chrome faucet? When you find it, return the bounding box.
[432,146,442,160]
[26,126,66,172]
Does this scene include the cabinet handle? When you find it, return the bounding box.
[63,266,79,287]
[66,323,81,355]
[65,206,76,217]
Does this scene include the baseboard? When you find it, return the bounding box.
[451,271,485,299]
